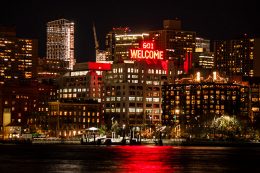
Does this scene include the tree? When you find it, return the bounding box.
[111,120,120,134]
[211,114,241,139]
[99,125,107,137]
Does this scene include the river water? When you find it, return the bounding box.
[0,144,259,173]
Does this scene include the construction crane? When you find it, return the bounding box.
[93,22,107,62]
[93,22,99,51]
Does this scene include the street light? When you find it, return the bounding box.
[122,124,126,141]
[111,117,114,127]
[111,117,115,139]
[88,127,98,143]
[149,116,152,134]
[111,117,114,122]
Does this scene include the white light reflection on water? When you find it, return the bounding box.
[48,160,84,173]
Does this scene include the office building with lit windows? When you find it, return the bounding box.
[0,79,57,139]
[214,35,260,77]
[149,19,196,74]
[103,59,174,129]
[47,19,75,70]
[37,57,70,78]
[195,37,210,52]
[0,27,38,84]
[244,77,260,130]
[193,52,214,70]
[58,62,111,103]
[48,100,101,137]
[193,37,214,71]
[104,33,176,129]
[105,27,149,63]
[162,72,249,137]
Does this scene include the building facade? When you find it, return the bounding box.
[194,37,214,71]
[105,27,149,63]
[37,57,69,78]
[0,79,57,139]
[103,59,173,129]
[244,77,260,131]
[58,62,111,103]
[48,100,101,137]
[47,19,75,70]
[162,72,249,137]
[214,35,260,77]
[0,27,38,84]
[149,19,196,74]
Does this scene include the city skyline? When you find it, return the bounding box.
[0,0,258,62]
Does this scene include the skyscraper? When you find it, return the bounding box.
[162,72,249,137]
[214,35,260,77]
[193,37,214,71]
[105,27,149,63]
[47,19,75,70]
[0,26,38,84]
[149,19,196,75]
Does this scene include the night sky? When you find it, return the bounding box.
[0,0,258,62]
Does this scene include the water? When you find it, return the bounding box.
[0,144,259,173]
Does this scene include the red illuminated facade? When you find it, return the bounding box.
[59,62,110,103]
[183,52,193,73]
[149,19,196,75]
[87,62,111,71]
[105,28,149,62]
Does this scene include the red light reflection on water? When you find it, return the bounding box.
[115,146,174,173]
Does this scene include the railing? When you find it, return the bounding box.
[32,138,81,144]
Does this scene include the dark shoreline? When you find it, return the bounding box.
[1,139,260,147]
[175,141,260,147]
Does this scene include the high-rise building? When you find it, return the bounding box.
[105,27,149,63]
[244,77,260,131]
[0,79,57,139]
[103,59,172,129]
[93,23,108,63]
[103,37,175,130]
[37,57,69,79]
[162,72,249,137]
[195,37,210,52]
[193,52,214,70]
[193,37,214,71]
[58,62,111,103]
[47,19,75,70]
[48,100,101,137]
[149,19,196,74]
[0,27,38,84]
[214,35,260,77]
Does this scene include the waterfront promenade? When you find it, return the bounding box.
[1,137,260,147]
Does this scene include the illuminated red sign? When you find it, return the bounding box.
[130,41,164,60]
[141,41,154,49]
[130,49,164,60]
[88,62,111,71]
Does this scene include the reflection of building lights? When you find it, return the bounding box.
[196,72,200,82]
[213,71,217,81]
[149,116,152,134]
